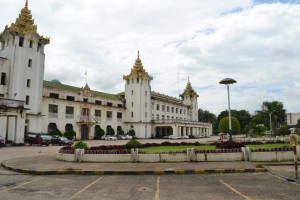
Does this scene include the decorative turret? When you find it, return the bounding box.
[0,0,50,44]
[123,51,153,81]
[180,77,199,121]
[180,77,198,99]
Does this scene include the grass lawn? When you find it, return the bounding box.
[139,143,291,153]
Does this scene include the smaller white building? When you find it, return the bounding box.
[286,112,300,127]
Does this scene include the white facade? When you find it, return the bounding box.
[286,112,300,126]
[0,2,212,143]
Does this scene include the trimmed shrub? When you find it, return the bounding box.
[218,116,240,134]
[64,130,76,140]
[72,141,89,150]
[94,127,105,140]
[49,129,62,136]
[125,139,142,149]
[214,141,245,149]
[106,127,115,136]
[128,129,136,138]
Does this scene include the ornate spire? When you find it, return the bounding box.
[123,51,153,81]
[0,1,50,44]
[180,77,198,97]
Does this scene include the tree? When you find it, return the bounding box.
[277,126,290,136]
[218,116,240,134]
[106,127,115,136]
[198,109,217,133]
[64,130,76,140]
[49,129,62,136]
[128,129,136,138]
[216,110,251,133]
[94,127,105,140]
[261,101,286,134]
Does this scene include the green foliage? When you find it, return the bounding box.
[49,129,63,136]
[262,101,286,134]
[64,130,76,140]
[218,116,240,134]
[125,139,142,149]
[249,125,268,137]
[217,110,251,133]
[128,129,136,138]
[277,126,291,136]
[118,130,125,135]
[106,127,115,136]
[94,127,105,140]
[198,109,217,134]
[72,141,89,150]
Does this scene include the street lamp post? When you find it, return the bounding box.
[219,78,237,142]
[269,110,274,136]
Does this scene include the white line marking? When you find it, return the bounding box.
[220,179,252,200]
[154,176,160,200]
[68,177,103,200]
[0,178,41,193]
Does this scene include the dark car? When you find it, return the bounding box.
[27,134,52,146]
[0,135,5,147]
[51,136,73,146]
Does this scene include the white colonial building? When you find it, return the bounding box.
[0,1,212,143]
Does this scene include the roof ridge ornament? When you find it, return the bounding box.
[25,0,28,7]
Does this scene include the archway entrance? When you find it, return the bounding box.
[81,124,89,140]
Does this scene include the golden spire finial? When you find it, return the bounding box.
[25,0,28,7]
[137,50,140,59]
[188,76,190,83]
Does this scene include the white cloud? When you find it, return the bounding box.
[1,0,299,115]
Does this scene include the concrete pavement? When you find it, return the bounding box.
[1,153,267,175]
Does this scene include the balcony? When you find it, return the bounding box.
[0,98,25,108]
[65,114,74,119]
[48,112,58,118]
[153,119,211,126]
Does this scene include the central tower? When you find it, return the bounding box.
[123,52,153,138]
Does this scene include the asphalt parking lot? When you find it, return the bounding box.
[0,139,300,200]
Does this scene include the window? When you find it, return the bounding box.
[131,112,133,118]
[137,78,139,83]
[131,90,134,95]
[106,111,112,119]
[19,36,24,47]
[156,104,160,110]
[49,93,59,99]
[25,96,30,105]
[180,109,182,114]
[95,100,102,105]
[1,42,5,50]
[37,43,41,52]
[49,104,58,113]
[162,105,165,111]
[176,108,178,114]
[0,94,4,98]
[184,110,186,115]
[107,102,113,106]
[167,106,169,112]
[145,102,147,108]
[131,102,133,107]
[127,80,129,85]
[28,59,32,67]
[67,96,75,101]
[171,107,174,113]
[117,112,122,119]
[95,110,101,117]
[29,40,33,48]
[162,115,165,119]
[145,112,147,118]
[66,106,74,119]
[0,73,6,85]
[26,79,31,88]
[117,104,123,108]
[83,98,88,103]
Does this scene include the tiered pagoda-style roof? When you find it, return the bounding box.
[0,0,50,44]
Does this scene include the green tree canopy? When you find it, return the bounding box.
[216,110,251,132]
[218,116,240,134]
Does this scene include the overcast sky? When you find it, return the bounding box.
[1,0,299,115]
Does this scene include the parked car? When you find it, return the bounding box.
[116,135,133,140]
[102,135,117,141]
[0,135,5,147]
[163,135,172,139]
[27,134,52,146]
[51,136,73,146]
[180,135,189,139]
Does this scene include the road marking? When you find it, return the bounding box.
[154,176,160,200]
[219,179,252,200]
[0,178,41,193]
[67,177,103,200]
[268,172,300,187]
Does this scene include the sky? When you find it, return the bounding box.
[0,0,299,115]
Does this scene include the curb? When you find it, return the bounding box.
[1,162,267,175]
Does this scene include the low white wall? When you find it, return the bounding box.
[56,153,75,162]
[196,152,243,162]
[251,151,294,162]
[84,154,131,162]
[139,154,160,162]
